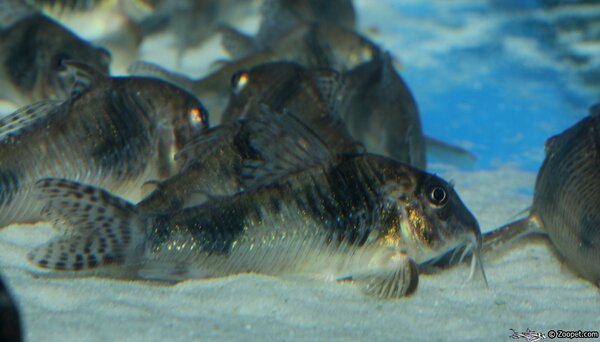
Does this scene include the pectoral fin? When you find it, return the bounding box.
[338,253,419,299]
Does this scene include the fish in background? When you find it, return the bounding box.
[24,0,145,74]
[28,113,484,300]
[136,62,361,215]
[0,275,21,342]
[140,61,365,213]
[220,0,356,57]
[130,14,379,121]
[0,62,207,228]
[136,0,260,57]
[340,52,426,169]
[484,104,600,287]
[274,0,356,30]
[139,108,360,214]
[220,61,359,151]
[0,0,111,106]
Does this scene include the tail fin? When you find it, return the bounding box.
[28,178,145,272]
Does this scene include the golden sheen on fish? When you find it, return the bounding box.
[0,0,111,105]
[0,62,207,228]
[139,109,359,214]
[341,52,426,169]
[484,104,600,286]
[29,150,482,299]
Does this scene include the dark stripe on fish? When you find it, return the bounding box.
[91,88,153,179]
[0,170,19,206]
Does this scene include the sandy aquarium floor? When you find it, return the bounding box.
[1,0,599,341]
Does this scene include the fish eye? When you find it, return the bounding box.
[231,70,249,93]
[188,106,208,130]
[428,185,448,207]
[52,52,72,71]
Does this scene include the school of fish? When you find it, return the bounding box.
[0,0,598,339]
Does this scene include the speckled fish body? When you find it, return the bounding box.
[341,52,426,169]
[0,64,207,227]
[0,2,111,105]
[484,104,600,286]
[30,153,481,299]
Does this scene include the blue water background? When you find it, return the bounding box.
[363,0,596,172]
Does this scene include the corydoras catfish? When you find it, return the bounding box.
[0,62,207,227]
[219,0,356,58]
[136,0,260,56]
[29,118,483,299]
[130,21,379,122]
[484,104,600,286]
[139,109,360,214]
[0,0,111,106]
[220,61,358,151]
[137,62,362,214]
[340,52,426,169]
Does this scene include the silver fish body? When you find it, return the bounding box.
[0,8,111,105]
[0,67,207,227]
[30,153,481,299]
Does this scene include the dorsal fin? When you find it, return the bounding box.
[0,100,63,144]
[219,25,256,59]
[174,124,240,172]
[61,60,109,96]
[240,107,334,189]
[313,68,345,114]
[0,0,37,29]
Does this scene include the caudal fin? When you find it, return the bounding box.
[28,178,145,272]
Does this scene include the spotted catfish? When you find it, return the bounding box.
[0,62,207,228]
[29,116,483,299]
[0,0,111,106]
[484,104,600,287]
